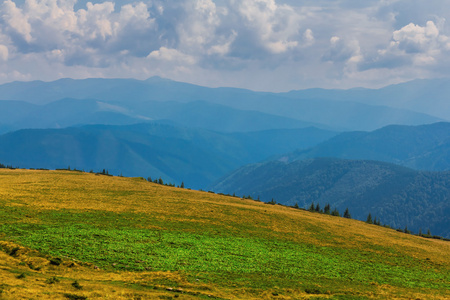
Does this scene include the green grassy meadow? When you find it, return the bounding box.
[0,169,449,299]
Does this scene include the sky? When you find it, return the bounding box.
[1,0,450,91]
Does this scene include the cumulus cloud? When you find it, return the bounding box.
[2,0,32,43]
[323,36,363,64]
[0,0,158,65]
[393,21,440,53]
[147,47,196,65]
[303,29,314,46]
[78,2,115,41]
[363,20,450,70]
[1,0,450,91]
[230,0,303,55]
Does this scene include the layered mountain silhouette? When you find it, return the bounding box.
[0,77,443,133]
[0,123,336,189]
[211,122,450,238]
[282,122,450,171]
[283,78,450,120]
[1,77,449,239]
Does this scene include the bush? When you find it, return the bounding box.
[49,257,62,266]
[304,286,329,294]
[9,247,20,257]
[64,294,87,300]
[72,281,83,290]
[267,199,277,205]
[46,276,60,284]
[331,208,340,217]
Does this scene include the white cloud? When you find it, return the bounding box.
[0,44,8,61]
[303,29,314,46]
[2,0,32,42]
[323,36,362,64]
[147,47,196,65]
[77,2,115,40]
[233,0,302,54]
[367,20,450,70]
[1,0,450,91]
[393,21,440,53]
[207,30,237,55]
[177,0,221,51]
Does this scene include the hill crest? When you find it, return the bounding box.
[0,168,449,299]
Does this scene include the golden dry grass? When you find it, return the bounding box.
[0,168,449,299]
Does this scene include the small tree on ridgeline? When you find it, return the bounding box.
[324,203,331,215]
[404,226,410,234]
[308,202,315,212]
[268,198,276,205]
[375,217,381,226]
[366,213,373,224]
[315,203,321,213]
[343,208,351,219]
[331,208,340,217]
[180,182,185,188]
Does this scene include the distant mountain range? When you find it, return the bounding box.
[283,78,450,120]
[0,123,336,189]
[211,157,450,238]
[211,122,450,238]
[282,122,450,171]
[0,77,444,132]
[1,77,449,239]
[0,98,320,135]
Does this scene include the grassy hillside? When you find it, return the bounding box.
[211,158,450,238]
[0,169,449,299]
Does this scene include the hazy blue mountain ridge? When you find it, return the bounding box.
[284,122,450,171]
[0,77,443,132]
[0,98,328,134]
[0,77,449,240]
[0,123,337,189]
[283,78,450,120]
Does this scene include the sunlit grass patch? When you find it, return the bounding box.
[0,168,449,299]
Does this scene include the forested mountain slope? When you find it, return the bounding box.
[284,122,450,171]
[0,123,336,189]
[211,157,450,238]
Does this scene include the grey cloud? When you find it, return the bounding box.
[362,20,450,72]
[322,37,360,63]
[2,0,450,91]
[358,53,412,71]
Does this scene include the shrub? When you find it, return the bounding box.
[64,294,87,300]
[343,208,351,219]
[46,277,60,284]
[331,208,340,217]
[72,281,83,290]
[49,257,62,266]
[9,247,20,257]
